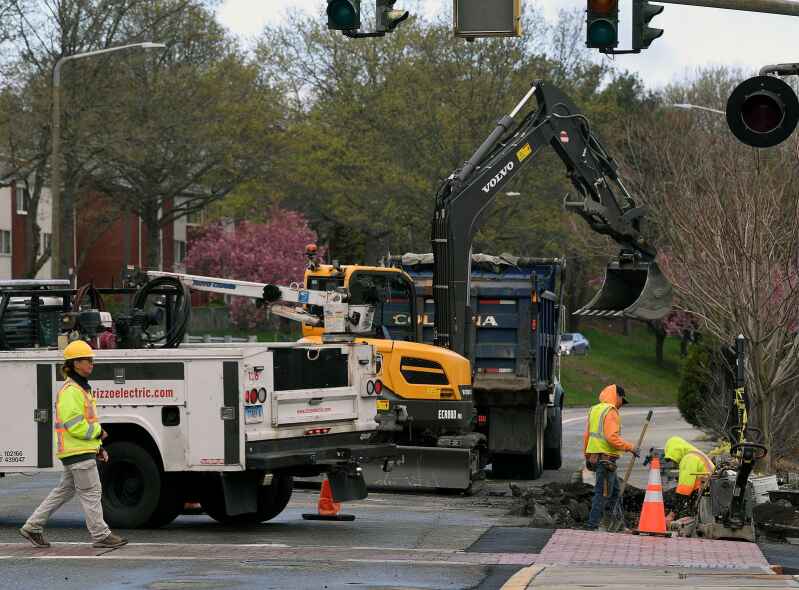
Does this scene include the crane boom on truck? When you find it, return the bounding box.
[0,276,396,529]
[151,268,483,492]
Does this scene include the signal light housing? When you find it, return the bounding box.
[586,0,618,50]
[376,0,409,32]
[727,75,799,148]
[327,0,360,31]
[632,0,664,51]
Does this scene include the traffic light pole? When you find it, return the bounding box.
[652,0,799,16]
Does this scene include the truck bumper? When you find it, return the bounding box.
[245,432,398,472]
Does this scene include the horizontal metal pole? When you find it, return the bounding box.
[655,0,799,17]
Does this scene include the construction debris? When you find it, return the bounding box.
[508,481,681,528]
[508,480,798,541]
[754,498,799,540]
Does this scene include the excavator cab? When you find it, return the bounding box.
[575,258,672,321]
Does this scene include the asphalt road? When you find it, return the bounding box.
[0,406,717,590]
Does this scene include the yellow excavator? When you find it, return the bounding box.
[300,80,673,492]
[300,253,483,491]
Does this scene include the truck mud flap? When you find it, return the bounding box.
[575,259,672,321]
[327,466,368,501]
[361,445,478,492]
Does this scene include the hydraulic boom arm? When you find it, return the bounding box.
[146,271,375,335]
[432,80,672,355]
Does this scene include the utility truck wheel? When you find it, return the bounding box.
[202,474,294,525]
[544,404,563,470]
[252,474,294,522]
[100,441,161,529]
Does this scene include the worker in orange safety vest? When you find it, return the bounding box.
[583,384,639,529]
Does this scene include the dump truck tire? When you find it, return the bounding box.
[544,404,563,470]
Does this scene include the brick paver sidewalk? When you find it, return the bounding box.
[536,529,771,571]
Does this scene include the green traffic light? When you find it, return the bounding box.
[587,20,616,46]
[327,0,359,30]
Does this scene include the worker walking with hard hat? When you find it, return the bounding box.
[583,384,639,530]
[19,341,127,549]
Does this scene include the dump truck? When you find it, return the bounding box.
[386,253,565,478]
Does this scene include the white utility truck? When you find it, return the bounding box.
[0,275,396,528]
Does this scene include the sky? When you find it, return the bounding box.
[217,0,797,89]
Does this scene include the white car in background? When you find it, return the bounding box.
[559,332,590,355]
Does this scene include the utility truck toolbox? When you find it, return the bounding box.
[0,278,396,529]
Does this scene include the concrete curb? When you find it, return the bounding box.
[499,564,546,589]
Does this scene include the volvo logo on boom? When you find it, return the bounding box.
[481,161,514,193]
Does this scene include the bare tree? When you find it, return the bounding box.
[624,75,799,466]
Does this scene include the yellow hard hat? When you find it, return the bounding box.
[63,340,95,361]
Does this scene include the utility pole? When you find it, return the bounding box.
[50,42,166,283]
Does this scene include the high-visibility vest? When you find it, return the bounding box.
[55,378,102,460]
[585,402,618,455]
[678,449,715,493]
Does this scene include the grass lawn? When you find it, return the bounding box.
[560,325,683,407]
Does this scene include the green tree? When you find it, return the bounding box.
[251,8,641,265]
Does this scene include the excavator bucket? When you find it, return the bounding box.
[575,260,673,321]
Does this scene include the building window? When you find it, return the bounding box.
[186,207,205,226]
[15,186,28,214]
[174,239,187,265]
[41,232,52,253]
[0,230,11,255]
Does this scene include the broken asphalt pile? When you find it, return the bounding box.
[754,489,799,539]
[509,481,679,528]
[509,482,799,542]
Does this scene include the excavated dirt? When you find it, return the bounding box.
[507,481,799,541]
[507,481,681,528]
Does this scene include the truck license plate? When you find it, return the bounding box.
[376,399,389,411]
[244,405,264,424]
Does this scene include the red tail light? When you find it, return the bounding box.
[374,380,383,395]
[478,414,487,424]
[530,319,538,331]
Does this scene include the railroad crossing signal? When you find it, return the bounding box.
[632,0,664,50]
[586,0,619,50]
[327,0,360,31]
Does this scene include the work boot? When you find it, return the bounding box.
[92,533,128,549]
[19,528,51,548]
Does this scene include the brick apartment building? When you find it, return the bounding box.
[0,180,193,286]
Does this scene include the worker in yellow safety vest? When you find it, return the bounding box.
[582,384,639,529]
[663,435,715,524]
[19,341,128,549]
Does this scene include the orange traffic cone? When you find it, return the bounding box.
[302,478,356,521]
[634,456,669,536]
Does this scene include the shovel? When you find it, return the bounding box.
[607,409,653,532]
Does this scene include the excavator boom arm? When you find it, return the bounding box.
[432,81,672,356]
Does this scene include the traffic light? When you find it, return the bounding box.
[376,0,409,33]
[632,0,664,50]
[327,0,360,31]
[586,0,618,50]
[726,75,799,148]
